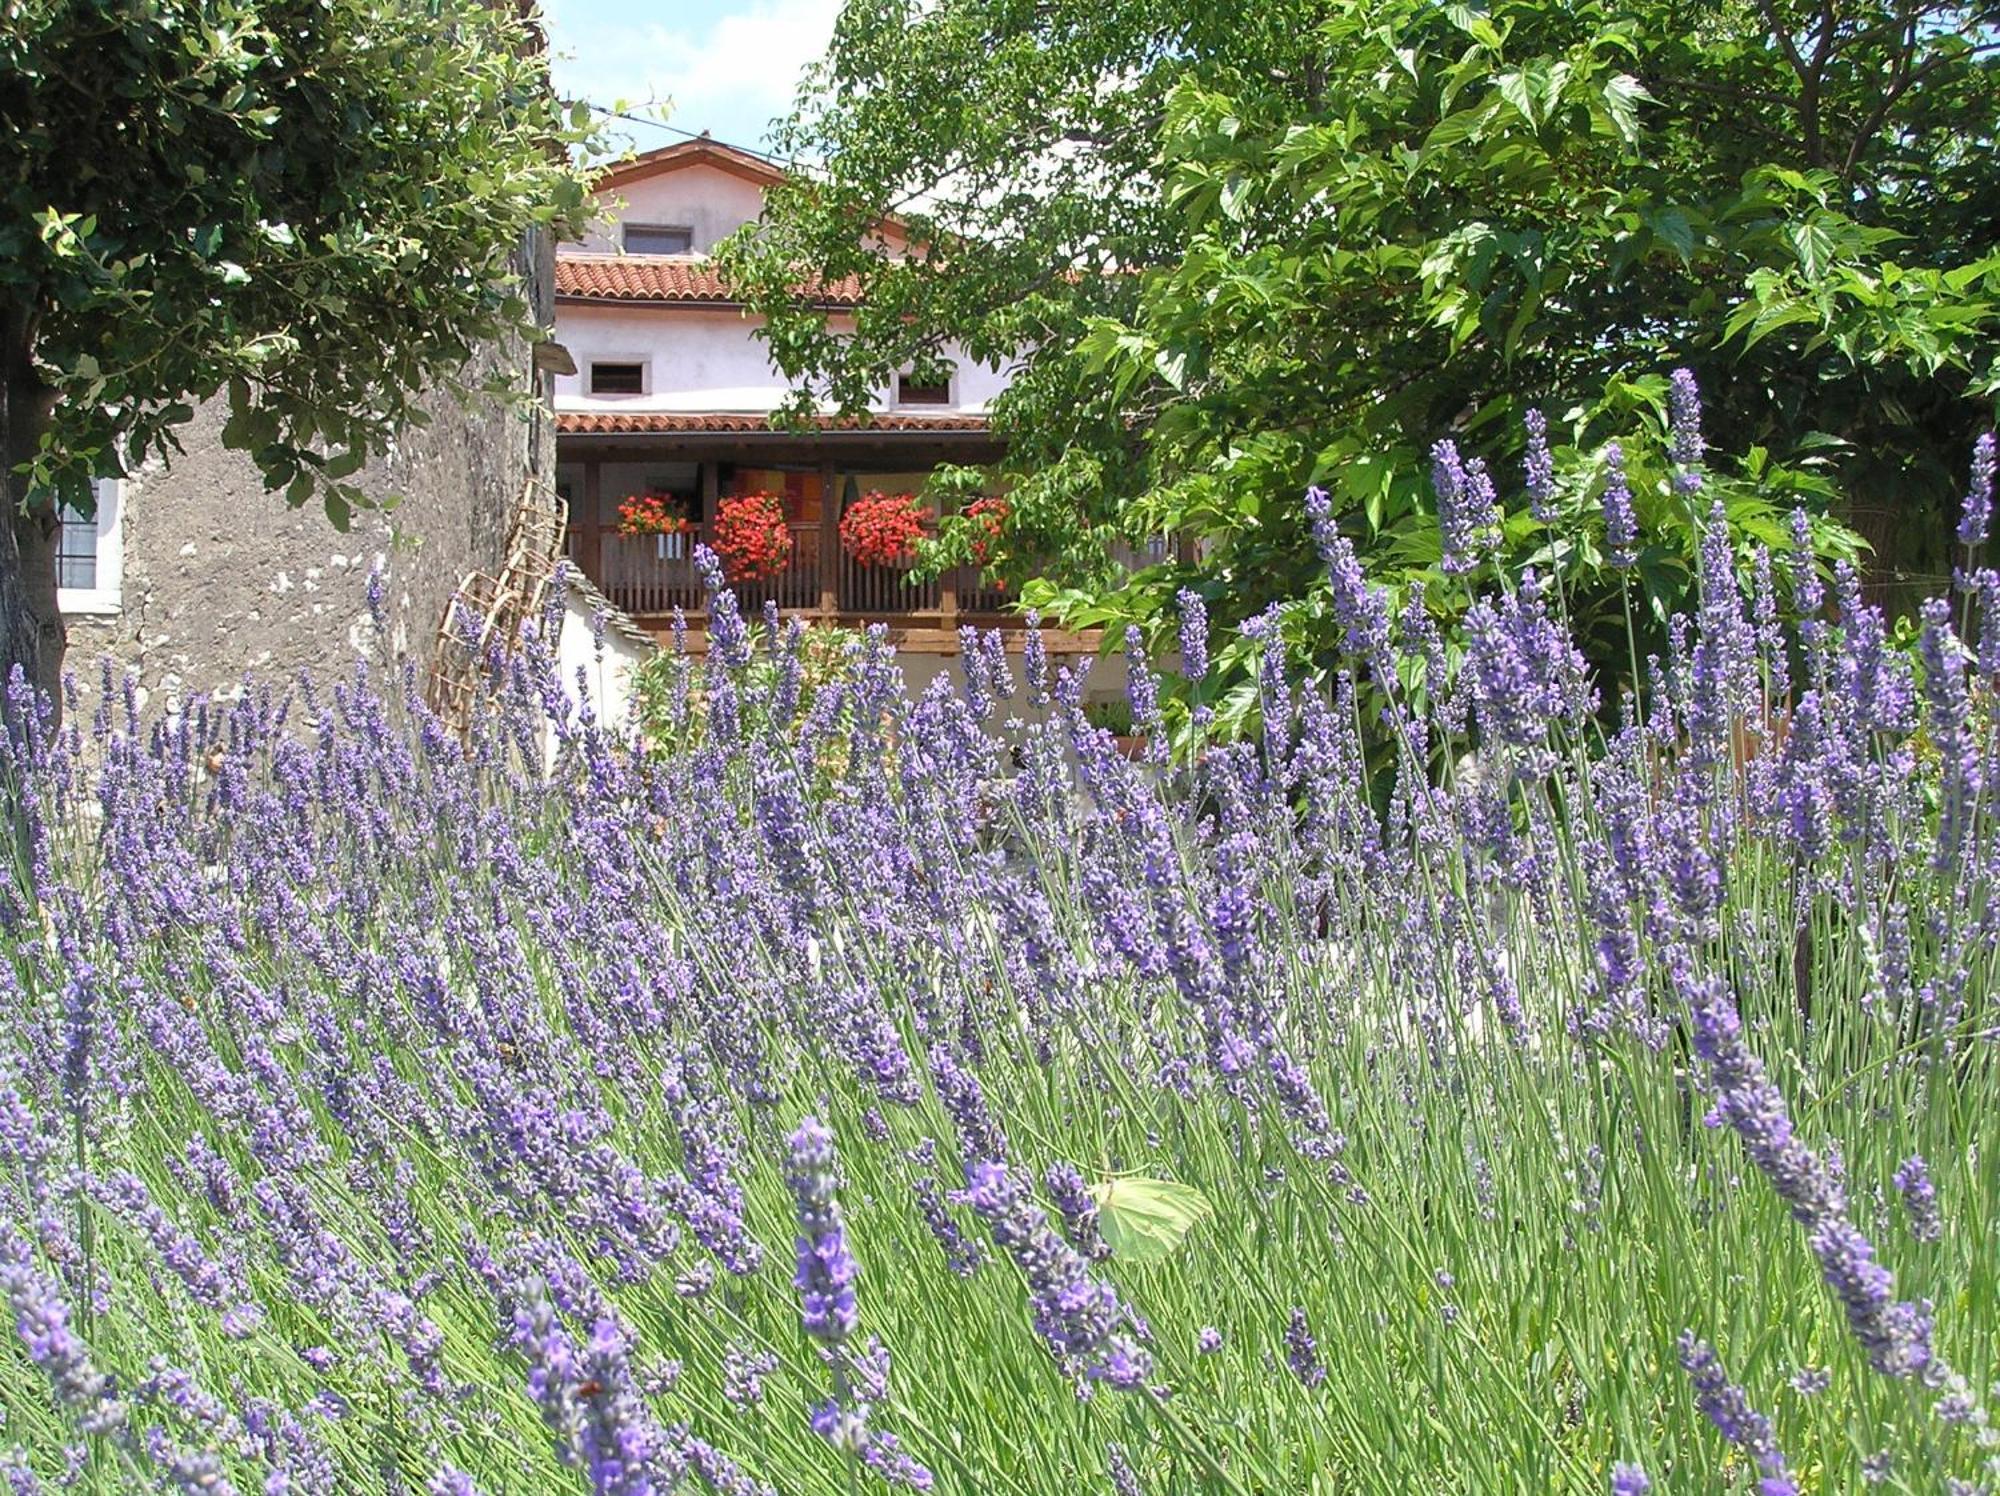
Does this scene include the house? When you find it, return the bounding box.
[57,232,565,717]
[551,137,1145,665]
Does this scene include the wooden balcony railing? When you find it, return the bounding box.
[587,521,1177,625]
[595,524,824,616]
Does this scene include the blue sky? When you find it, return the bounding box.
[542,0,841,159]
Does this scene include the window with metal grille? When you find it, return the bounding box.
[57,501,100,589]
[896,372,951,406]
[590,362,646,395]
[623,224,693,255]
[54,478,121,614]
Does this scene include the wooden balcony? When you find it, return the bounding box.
[580,525,1170,652]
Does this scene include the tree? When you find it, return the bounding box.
[722,0,2000,712]
[1,0,593,695]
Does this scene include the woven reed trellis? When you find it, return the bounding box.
[424,475,569,734]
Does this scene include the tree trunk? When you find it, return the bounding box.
[1,306,65,715]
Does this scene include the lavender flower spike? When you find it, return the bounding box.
[1176,588,1210,684]
[1284,1307,1325,1389]
[1957,431,1996,547]
[1432,439,1497,575]
[1893,1156,1943,1244]
[1678,1333,1796,1496]
[1602,443,1637,568]
[960,1161,1150,1390]
[786,1118,859,1345]
[1669,368,1705,496]
[1524,407,1557,523]
[1609,1464,1650,1496]
[2,1255,126,1436]
[1307,488,1391,662]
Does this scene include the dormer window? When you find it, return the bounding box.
[896,371,951,406]
[590,361,647,396]
[623,223,693,255]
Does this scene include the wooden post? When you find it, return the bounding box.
[937,489,958,631]
[580,458,603,586]
[699,460,718,521]
[818,460,840,622]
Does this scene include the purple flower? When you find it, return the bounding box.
[1892,1156,1942,1243]
[910,1175,986,1276]
[1176,589,1209,684]
[1460,572,1595,772]
[1957,430,1996,547]
[1524,407,1557,522]
[1432,440,1498,575]
[1918,598,1976,873]
[1678,1333,1794,1493]
[1197,1326,1223,1355]
[1043,1162,1109,1262]
[2,1250,125,1435]
[1284,1307,1325,1389]
[1676,965,1934,1380]
[1668,368,1705,495]
[1788,508,1825,615]
[1601,443,1637,567]
[1107,1444,1142,1496]
[786,1118,859,1344]
[694,544,751,669]
[1609,1463,1650,1496]
[1023,609,1050,705]
[1124,626,1164,753]
[1307,489,1390,662]
[960,1161,1150,1389]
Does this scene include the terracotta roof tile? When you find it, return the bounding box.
[555,254,862,306]
[556,410,991,435]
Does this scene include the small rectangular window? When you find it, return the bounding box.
[55,478,121,615]
[896,373,951,406]
[590,362,646,396]
[57,502,100,590]
[623,224,693,255]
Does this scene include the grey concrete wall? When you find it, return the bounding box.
[67,232,556,711]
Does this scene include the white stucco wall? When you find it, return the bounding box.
[578,163,770,255]
[554,303,1012,416]
[555,584,652,741]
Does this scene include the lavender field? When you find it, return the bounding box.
[3,422,1998,1494]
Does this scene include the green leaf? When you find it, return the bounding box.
[1085,1176,1213,1265]
[1218,172,1252,222]
[1497,70,1537,128]
[1442,4,1502,49]
[1600,73,1651,145]
[1646,207,1694,263]
[1788,219,1838,281]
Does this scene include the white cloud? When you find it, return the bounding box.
[545,0,841,154]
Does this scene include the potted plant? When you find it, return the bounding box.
[712,492,794,582]
[839,491,930,568]
[617,493,694,558]
[1082,697,1145,759]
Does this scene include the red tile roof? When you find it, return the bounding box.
[593,138,791,193]
[555,254,863,307]
[557,410,992,435]
[587,139,910,240]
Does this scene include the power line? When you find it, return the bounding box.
[570,101,817,174]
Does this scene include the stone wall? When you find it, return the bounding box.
[67,231,556,712]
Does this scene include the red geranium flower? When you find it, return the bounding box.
[616,493,692,536]
[840,491,929,568]
[964,496,1009,567]
[712,493,793,581]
